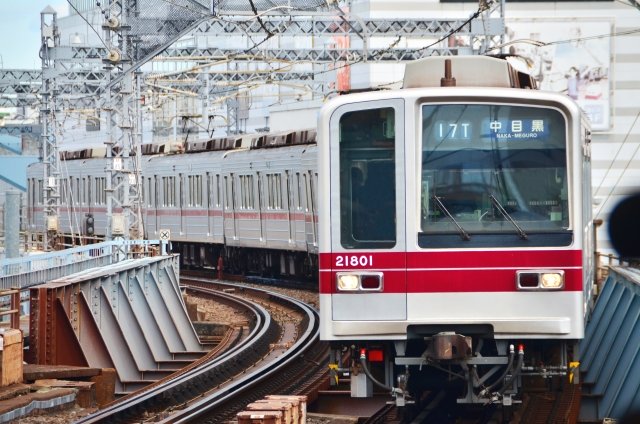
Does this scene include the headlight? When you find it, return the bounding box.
[541,272,564,289]
[337,274,359,291]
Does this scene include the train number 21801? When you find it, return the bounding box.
[335,255,373,267]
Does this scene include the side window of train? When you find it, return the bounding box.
[188,175,203,207]
[163,176,176,207]
[81,178,86,205]
[266,173,283,210]
[311,172,318,213]
[296,172,304,210]
[154,176,159,208]
[76,178,81,204]
[85,177,90,205]
[36,179,42,205]
[146,177,152,207]
[339,106,397,249]
[206,173,211,208]
[215,174,221,208]
[179,174,184,208]
[238,175,255,209]
[224,175,236,210]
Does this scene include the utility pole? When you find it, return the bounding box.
[102,0,144,252]
[40,6,62,251]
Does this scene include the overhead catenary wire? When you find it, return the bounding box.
[65,0,110,49]
[594,110,640,219]
[61,1,637,107]
[48,1,640,144]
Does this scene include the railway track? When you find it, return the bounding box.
[359,384,580,424]
[74,278,324,423]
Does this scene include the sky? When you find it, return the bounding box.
[0,2,69,69]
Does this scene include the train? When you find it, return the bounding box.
[26,55,595,414]
[26,129,320,279]
[318,55,595,412]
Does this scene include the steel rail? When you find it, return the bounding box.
[75,287,274,423]
[155,281,320,423]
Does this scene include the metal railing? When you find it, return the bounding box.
[580,266,640,421]
[0,239,167,290]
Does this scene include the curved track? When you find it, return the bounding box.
[75,279,322,423]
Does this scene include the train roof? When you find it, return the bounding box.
[403,56,537,90]
[55,128,317,161]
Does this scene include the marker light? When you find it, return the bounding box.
[518,273,539,288]
[360,274,382,290]
[368,349,384,362]
[516,270,565,290]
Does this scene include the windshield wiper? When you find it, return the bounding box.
[431,195,471,241]
[489,195,528,240]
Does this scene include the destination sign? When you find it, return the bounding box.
[434,121,472,140]
[481,118,550,140]
[434,119,550,141]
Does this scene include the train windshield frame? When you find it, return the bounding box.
[418,103,573,248]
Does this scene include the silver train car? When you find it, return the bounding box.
[317,56,596,410]
[26,130,319,278]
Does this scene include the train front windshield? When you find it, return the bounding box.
[419,104,571,248]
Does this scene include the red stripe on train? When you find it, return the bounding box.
[319,250,583,294]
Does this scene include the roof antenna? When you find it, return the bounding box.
[440,59,457,87]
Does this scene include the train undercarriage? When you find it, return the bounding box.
[173,241,318,282]
[329,329,579,416]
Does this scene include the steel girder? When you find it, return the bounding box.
[192,14,502,38]
[28,255,204,394]
[158,46,461,62]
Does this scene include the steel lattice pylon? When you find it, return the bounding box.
[98,0,211,247]
[40,7,63,250]
[21,0,505,247]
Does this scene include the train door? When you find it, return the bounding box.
[294,171,306,250]
[224,173,238,241]
[329,99,407,321]
[214,174,223,241]
[307,171,318,250]
[206,172,212,237]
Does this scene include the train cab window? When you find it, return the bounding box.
[419,104,572,248]
[339,107,397,249]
